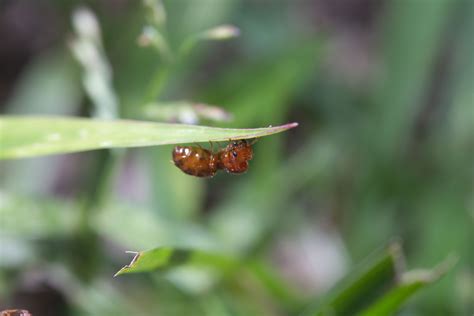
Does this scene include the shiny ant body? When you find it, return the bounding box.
[172,139,254,177]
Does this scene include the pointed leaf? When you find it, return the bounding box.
[0,116,297,159]
[114,247,238,277]
[357,256,457,316]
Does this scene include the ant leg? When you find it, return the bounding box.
[211,141,222,151]
[249,138,258,145]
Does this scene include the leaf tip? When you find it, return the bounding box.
[433,253,459,277]
[270,122,298,131]
[114,250,141,277]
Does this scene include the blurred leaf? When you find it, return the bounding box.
[441,0,474,157]
[114,247,237,277]
[301,243,403,316]
[0,116,297,159]
[70,7,119,119]
[197,24,240,41]
[301,243,456,316]
[143,0,167,27]
[179,24,240,57]
[4,49,81,116]
[0,193,79,238]
[408,187,472,313]
[137,24,173,62]
[165,0,237,45]
[143,101,233,124]
[372,0,456,156]
[95,200,218,250]
[412,2,474,312]
[249,260,304,311]
[357,256,457,316]
[73,278,146,316]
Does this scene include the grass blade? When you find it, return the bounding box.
[0,116,297,159]
[357,256,457,316]
[114,247,237,277]
[301,243,403,316]
[300,243,457,316]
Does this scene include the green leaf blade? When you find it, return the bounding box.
[356,279,425,316]
[114,247,238,277]
[300,244,456,316]
[301,243,403,316]
[357,256,457,316]
[0,116,297,159]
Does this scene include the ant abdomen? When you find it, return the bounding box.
[172,139,254,178]
[172,146,218,177]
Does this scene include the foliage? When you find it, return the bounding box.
[0,117,296,159]
[0,0,473,315]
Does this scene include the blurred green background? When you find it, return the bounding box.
[0,0,473,315]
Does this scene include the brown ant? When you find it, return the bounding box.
[172,139,254,178]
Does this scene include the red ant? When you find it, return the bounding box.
[172,139,254,177]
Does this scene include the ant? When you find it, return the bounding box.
[172,139,255,178]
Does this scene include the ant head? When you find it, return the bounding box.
[231,139,245,147]
[229,138,255,147]
[220,139,253,174]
